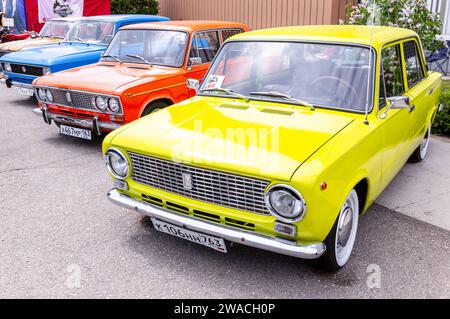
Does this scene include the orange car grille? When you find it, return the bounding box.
[37,87,123,115]
[128,152,271,216]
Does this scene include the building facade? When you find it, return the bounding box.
[158,0,356,30]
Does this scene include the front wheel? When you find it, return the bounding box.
[141,101,170,117]
[317,189,359,271]
[409,123,431,163]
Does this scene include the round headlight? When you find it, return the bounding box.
[108,98,120,113]
[105,148,130,179]
[3,63,12,72]
[95,96,107,111]
[38,88,47,101]
[45,89,54,103]
[265,185,306,222]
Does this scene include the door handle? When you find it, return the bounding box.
[409,104,415,112]
[428,88,434,95]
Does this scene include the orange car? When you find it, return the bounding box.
[32,21,250,140]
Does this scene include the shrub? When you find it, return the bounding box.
[432,90,450,136]
[348,0,444,53]
[111,0,159,15]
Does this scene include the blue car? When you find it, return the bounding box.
[0,14,169,97]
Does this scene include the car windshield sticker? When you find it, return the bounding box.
[204,75,225,89]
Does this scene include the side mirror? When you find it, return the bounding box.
[387,96,410,109]
[188,57,202,66]
[187,79,200,93]
[380,96,410,119]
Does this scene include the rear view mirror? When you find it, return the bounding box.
[188,57,202,66]
[187,79,200,92]
[380,96,411,119]
[387,96,410,109]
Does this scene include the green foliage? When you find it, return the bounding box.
[111,0,159,15]
[432,89,450,136]
[347,0,444,53]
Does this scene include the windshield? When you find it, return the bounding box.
[39,20,73,38]
[102,29,188,68]
[201,41,375,112]
[65,21,114,44]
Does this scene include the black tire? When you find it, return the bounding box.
[316,189,359,272]
[141,101,170,117]
[409,123,431,163]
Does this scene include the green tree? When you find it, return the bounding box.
[111,0,159,15]
[347,0,444,53]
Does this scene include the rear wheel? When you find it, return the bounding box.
[409,122,431,163]
[141,101,170,117]
[317,189,359,272]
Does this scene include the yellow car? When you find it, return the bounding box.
[0,17,76,58]
[103,26,442,271]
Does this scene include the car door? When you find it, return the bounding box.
[378,42,415,189]
[186,30,221,97]
[401,38,432,150]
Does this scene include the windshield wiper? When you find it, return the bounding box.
[200,87,249,102]
[249,91,315,110]
[126,54,153,66]
[102,54,123,64]
[67,37,87,43]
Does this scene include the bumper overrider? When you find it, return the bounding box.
[33,106,121,135]
[107,189,326,259]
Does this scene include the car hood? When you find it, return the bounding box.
[0,38,61,52]
[35,62,181,94]
[0,42,105,65]
[110,97,355,181]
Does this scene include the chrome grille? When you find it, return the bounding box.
[50,88,70,107]
[128,152,271,215]
[35,87,123,115]
[70,91,97,111]
[10,64,43,76]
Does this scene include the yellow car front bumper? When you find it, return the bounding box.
[107,188,326,259]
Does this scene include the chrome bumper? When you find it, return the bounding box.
[33,106,121,135]
[107,189,326,259]
[11,81,33,90]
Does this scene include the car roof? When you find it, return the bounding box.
[230,25,418,48]
[120,20,249,32]
[77,14,169,24]
[47,17,80,22]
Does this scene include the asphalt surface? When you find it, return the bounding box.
[0,85,449,298]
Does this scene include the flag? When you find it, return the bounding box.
[38,0,84,23]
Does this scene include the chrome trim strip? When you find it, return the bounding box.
[126,82,185,98]
[33,107,121,132]
[107,189,325,259]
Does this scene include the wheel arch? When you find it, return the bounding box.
[140,97,174,117]
[353,178,369,214]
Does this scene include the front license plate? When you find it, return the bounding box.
[151,218,227,253]
[60,125,92,140]
[14,86,34,96]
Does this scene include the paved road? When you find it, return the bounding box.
[0,86,449,298]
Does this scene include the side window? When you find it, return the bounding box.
[221,29,244,42]
[403,40,425,89]
[189,31,220,64]
[380,44,404,108]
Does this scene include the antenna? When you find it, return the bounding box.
[364,0,377,125]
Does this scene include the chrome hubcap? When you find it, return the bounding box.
[420,124,431,159]
[337,207,353,247]
[335,190,359,267]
